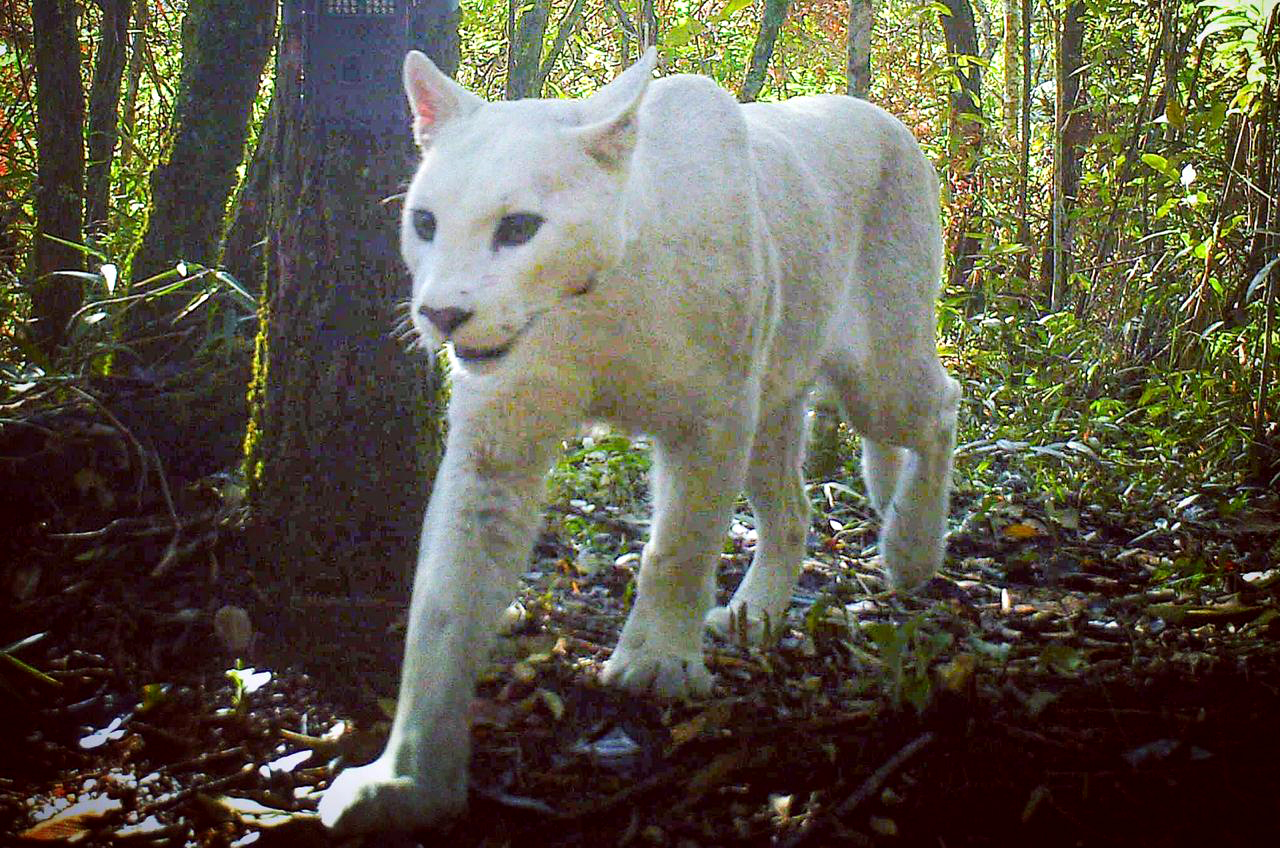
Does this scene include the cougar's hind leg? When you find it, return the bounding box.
[822,345,959,593]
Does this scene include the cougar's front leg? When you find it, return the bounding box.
[319,380,580,835]
[602,416,753,698]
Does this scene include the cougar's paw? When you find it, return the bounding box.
[318,757,465,836]
[705,602,784,646]
[880,534,943,593]
[601,643,712,698]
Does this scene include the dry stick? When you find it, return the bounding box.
[137,764,256,816]
[779,731,935,848]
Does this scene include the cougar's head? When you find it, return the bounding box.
[399,49,655,374]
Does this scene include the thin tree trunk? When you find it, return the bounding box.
[639,0,658,49]
[938,0,984,295]
[507,0,550,100]
[971,0,997,59]
[1051,0,1084,310]
[1016,0,1031,284]
[118,0,148,169]
[246,1,450,696]
[125,0,276,366]
[1002,0,1018,144]
[535,0,589,94]
[741,0,791,102]
[847,0,873,98]
[29,0,85,355]
[86,0,130,239]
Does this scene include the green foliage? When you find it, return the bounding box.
[550,429,653,512]
[865,615,953,713]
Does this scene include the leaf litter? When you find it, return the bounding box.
[2,467,1279,847]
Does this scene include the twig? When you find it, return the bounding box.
[137,764,255,815]
[779,731,935,848]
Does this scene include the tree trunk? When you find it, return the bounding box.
[847,0,873,99]
[1017,0,1032,284]
[507,0,550,100]
[246,1,452,696]
[124,0,276,366]
[639,0,658,49]
[29,0,85,355]
[1050,0,1084,310]
[220,99,277,297]
[535,0,589,94]
[85,0,131,239]
[938,0,984,295]
[741,0,791,102]
[1002,0,1018,144]
[118,0,148,170]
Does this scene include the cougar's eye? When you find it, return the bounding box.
[411,209,436,242]
[493,213,543,250]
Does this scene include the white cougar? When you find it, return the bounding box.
[319,48,960,834]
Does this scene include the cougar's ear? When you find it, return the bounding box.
[573,47,657,170]
[403,50,483,147]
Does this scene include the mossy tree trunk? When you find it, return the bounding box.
[85,0,130,239]
[124,0,276,367]
[246,2,457,695]
[29,0,85,355]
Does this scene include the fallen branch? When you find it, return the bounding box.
[779,731,935,848]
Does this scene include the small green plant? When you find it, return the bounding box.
[224,662,272,715]
[865,616,954,714]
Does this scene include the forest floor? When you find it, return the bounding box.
[3,467,1280,848]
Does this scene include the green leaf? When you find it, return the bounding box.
[665,19,706,47]
[1140,153,1176,180]
[712,0,753,21]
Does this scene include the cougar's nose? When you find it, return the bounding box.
[420,305,473,336]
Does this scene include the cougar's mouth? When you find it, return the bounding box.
[446,278,596,367]
[452,341,514,363]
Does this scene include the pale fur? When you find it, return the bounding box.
[318,49,960,835]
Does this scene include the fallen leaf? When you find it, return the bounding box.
[1003,522,1042,541]
[20,796,123,842]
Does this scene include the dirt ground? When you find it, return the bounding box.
[3,476,1279,847]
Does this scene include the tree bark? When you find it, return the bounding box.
[118,0,148,170]
[1051,0,1084,310]
[86,0,131,239]
[639,0,658,49]
[124,0,276,366]
[219,100,276,298]
[29,0,85,355]
[847,0,873,99]
[1002,0,1018,144]
[535,0,589,94]
[741,0,791,102]
[1016,0,1031,284]
[507,0,550,100]
[246,1,452,695]
[938,0,984,295]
